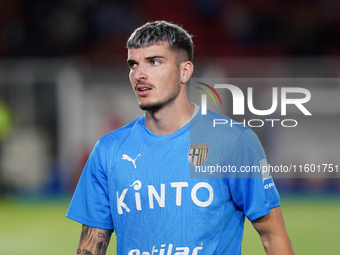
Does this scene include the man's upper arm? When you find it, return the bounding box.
[75,225,113,255]
[252,207,295,255]
[66,139,114,230]
[229,129,281,221]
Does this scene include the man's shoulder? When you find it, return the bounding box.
[98,116,143,146]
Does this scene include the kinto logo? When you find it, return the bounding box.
[197,83,312,128]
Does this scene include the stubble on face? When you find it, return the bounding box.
[139,66,181,114]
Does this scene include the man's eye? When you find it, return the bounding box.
[129,63,137,69]
[150,60,160,66]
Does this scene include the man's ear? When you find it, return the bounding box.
[180,61,194,84]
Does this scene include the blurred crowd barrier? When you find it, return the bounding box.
[0,57,339,196]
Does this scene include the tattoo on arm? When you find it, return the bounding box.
[83,249,93,255]
[79,226,94,245]
[95,230,112,255]
[77,225,113,255]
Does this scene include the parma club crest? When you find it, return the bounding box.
[188,144,209,166]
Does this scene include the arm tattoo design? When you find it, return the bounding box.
[95,230,112,255]
[78,226,113,255]
[83,249,93,255]
[79,226,94,245]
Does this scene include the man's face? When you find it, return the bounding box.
[127,42,182,112]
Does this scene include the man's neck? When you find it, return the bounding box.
[144,99,195,135]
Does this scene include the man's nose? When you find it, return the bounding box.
[134,64,148,81]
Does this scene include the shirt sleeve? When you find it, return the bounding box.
[66,139,114,230]
[228,128,281,221]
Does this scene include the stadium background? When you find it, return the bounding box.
[0,0,339,254]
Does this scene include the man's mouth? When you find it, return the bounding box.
[138,87,150,91]
[136,84,152,96]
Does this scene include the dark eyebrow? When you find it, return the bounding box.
[127,56,166,66]
[145,56,166,61]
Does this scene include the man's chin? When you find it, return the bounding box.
[139,102,163,112]
[138,89,179,113]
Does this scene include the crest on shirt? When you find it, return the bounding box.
[188,144,209,166]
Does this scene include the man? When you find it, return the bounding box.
[67,21,295,255]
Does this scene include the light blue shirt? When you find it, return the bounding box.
[67,108,280,255]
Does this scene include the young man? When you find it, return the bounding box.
[67,21,295,255]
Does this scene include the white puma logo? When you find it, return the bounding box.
[121,154,141,168]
